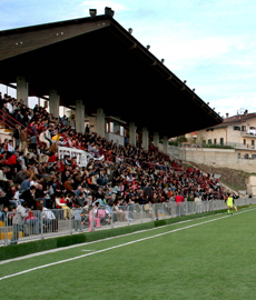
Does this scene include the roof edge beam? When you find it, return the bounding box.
[126,43,137,50]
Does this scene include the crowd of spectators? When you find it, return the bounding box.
[0,92,228,226]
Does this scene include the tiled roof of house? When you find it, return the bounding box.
[223,112,256,124]
[204,112,256,130]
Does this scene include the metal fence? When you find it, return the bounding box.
[1,198,256,246]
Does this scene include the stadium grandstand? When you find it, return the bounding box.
[0,8,233,246]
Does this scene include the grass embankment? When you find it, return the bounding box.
[190,163,255,191]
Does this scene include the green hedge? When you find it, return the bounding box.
[1,207,249,261]
[85,222,155,242]
[0,238,57,261]
[56,234,86,248]
[155,219,166,227]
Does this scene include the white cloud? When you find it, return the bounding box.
[131,20,247,71]
[210,94,256,117]
[151,33,251,71]
[228,56,256,69]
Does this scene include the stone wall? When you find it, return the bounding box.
[168,146,256,173]
[247,176,256,197]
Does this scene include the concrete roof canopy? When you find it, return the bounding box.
[0,8,223,138]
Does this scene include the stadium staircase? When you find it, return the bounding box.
[0,108,33,142]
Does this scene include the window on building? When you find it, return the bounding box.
[208,139,212,145]
[109,122,114,133]
[214,139,217,145]
[120,126,124,136]
[241,126,246,131]
[220,138,224,145]
[233,126,240,131]
[113,122,120,135]
[243,139,246,145]
[252,140,255,148]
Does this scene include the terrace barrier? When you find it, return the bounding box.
[1,198,256,246]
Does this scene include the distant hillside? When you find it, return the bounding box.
[189,162,250,192]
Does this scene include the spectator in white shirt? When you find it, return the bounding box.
[7,100,13,114]
[41,206,56,220]
[8,140,14,152]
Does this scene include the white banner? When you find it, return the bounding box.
[58,146,93,167]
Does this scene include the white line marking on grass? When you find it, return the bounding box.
[81,250,95,252]
[1,208,255,282]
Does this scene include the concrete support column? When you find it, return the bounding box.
[153,132,159,148]
[142,127,149,150]
[16,76,28,106]
[129,122,137,146]
[75,100,85,133]
[163,135,168,154]
[96,108,105,138]
[49,89,60,118]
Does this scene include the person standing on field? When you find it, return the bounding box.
[227,193,235,215]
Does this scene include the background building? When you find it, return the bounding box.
[197,110,256,159]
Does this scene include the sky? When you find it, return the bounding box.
[1,0,256,117]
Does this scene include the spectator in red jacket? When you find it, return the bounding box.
[48,153,57,163]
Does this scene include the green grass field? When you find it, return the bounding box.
[1,208,256,300]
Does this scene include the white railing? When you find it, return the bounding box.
[1,199,256,246]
